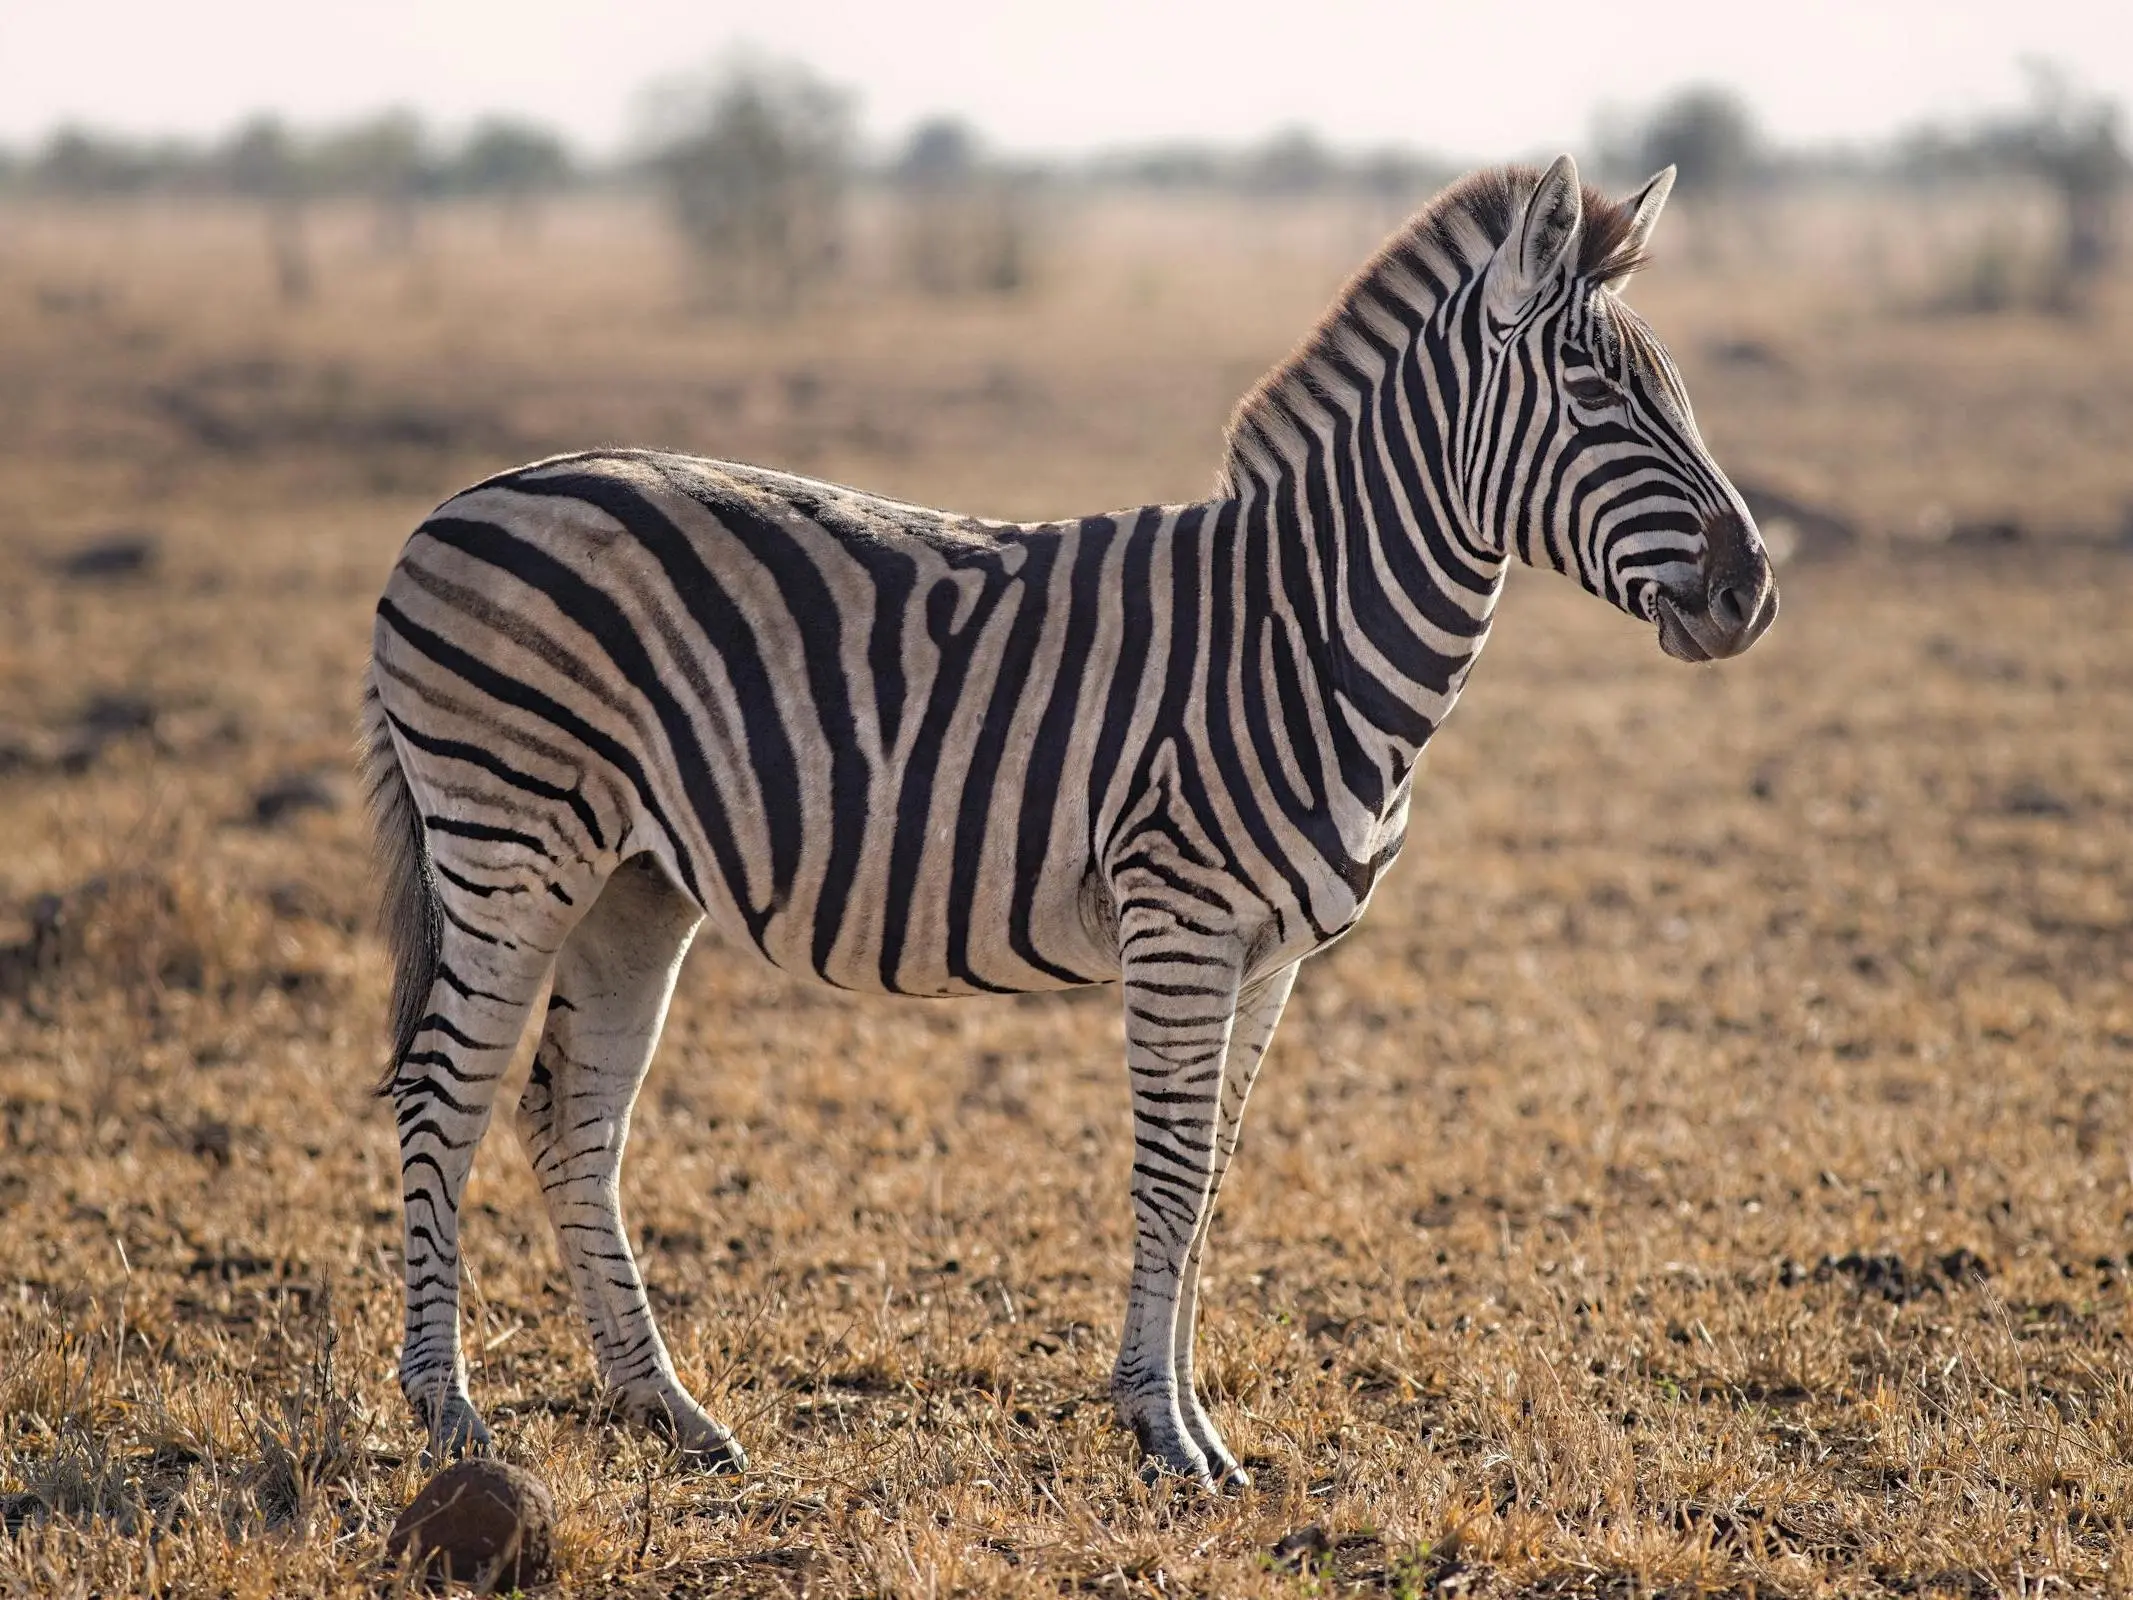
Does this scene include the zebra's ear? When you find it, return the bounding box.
[1604,165,1675,291]
[1487,154,1583,318]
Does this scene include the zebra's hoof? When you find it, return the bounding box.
[616,1385,747,1474]
[1137,1455,1217,1493]
[420,1404,494,1469]
[678,1431,749,1476]
[1128,1416,1213,1489]
[1192,1436,1251,1492]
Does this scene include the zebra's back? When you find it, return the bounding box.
[370,449,1168,997]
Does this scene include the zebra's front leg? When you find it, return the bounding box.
[514,857,746,1471]
[1111,909,1244,1486]
[1172,960,1297,1489]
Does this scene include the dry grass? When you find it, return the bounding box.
[1,188,2131,1597]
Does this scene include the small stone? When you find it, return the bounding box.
[252,770,346,826]
[1272,1523,1331,1571]
[1949,516,2023,546]
[386,1458,556,1593]
[56,532,159,581]
[75,693,159,741]
[188,1119,233,1166]
[2003,781,2072,818]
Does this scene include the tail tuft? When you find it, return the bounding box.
[360,674,441,1096]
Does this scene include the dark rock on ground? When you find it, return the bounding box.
[386,1458,557,1593]
[54,532,160,581]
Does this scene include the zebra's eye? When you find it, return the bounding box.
[1565,373,1624,411]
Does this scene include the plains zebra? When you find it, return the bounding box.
[364,155,1775,1486]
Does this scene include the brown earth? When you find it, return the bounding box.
[1,189,2130,1597]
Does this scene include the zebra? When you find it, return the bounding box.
[363,154,1776,1488]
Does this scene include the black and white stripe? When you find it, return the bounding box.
[365,154,1775,1483]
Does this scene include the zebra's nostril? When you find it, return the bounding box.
[1709,579,1751,631]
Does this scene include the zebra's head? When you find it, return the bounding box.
[1468,155,1776,662]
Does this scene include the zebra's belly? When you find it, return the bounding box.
[694,827,1120,999]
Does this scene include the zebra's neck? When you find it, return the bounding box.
[1209,352,1502,809]
[1204,198,1518,813]
[1208,468,1503,820]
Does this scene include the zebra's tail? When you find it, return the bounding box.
[359,670,441,1097]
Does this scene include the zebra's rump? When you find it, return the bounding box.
[370,449,1141,997]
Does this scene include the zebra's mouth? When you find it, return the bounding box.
[1654,584,1776,662]
[1653,594,1713,663]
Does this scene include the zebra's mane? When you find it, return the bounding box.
[1218,164,1646,494]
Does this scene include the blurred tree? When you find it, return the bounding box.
[220,116,314,303]
[1895,64,2128,313]
[451,118,574,241]
[220,116,302,195]
[1243,128,1335,195]
[450,119,573,196]
[313,110,434,253]
[2011,65,2127,308]
[1354,148,1451,208]
[1624,87,1761,195]
[30,127,188,195]
[896,117,980,186]
[1094,145,1225,188]
[648,58,853,311]
[892,117,1029,297]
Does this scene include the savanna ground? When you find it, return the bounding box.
[0,183,2130,1597]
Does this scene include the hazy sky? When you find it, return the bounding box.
[0,0,2123,160]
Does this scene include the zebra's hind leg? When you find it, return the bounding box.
[1172,960,1297,1490]
[392,935,554,1462]
[513,855,745,1472]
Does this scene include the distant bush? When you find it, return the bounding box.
[450,119,573,198]
[1086,136,1449,201]
[646,58,854,311]
[1615,87,1762,195]
[217,117,306,200]
[897,117,982,188]
[1241,128,1337,196]
[1350,149,1454,207]
[216,117,315,302]
[891,117,1031,297]
[1,111,581,305]
[1090,145,1227,188]
[24,127,197,196]
[309,112,428,205]
[10,113,577,203]
[1901,65,2127,311]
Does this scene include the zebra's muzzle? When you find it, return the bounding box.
[1654,582,1776,662]
[1654,510,1778,663]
